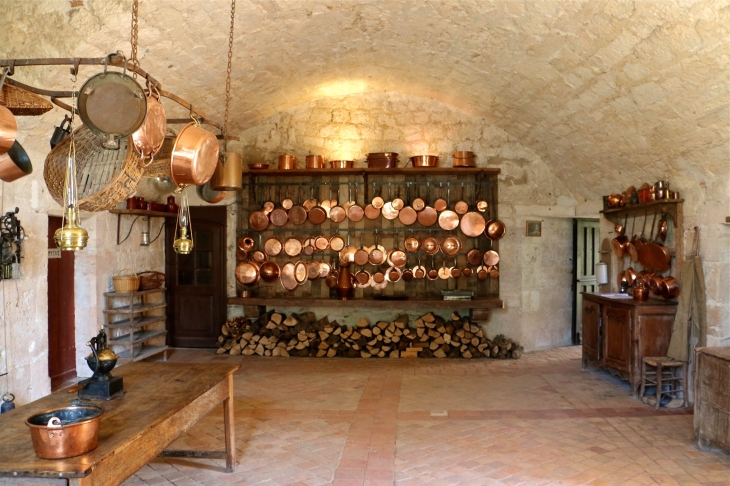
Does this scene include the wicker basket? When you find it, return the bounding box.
[138,271,165,290]
[44,125,144,212]
[0,84,53,116]
[142,131,175,178]
[112,269,140,293]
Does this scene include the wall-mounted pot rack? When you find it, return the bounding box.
[0,54,237,140]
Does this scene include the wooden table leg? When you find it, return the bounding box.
[223,374,236,473]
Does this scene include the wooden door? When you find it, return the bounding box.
[165,206,226,347]
[573,219,600,344]
[47,216,76,388]
[581,300,601,362]
[603,306,631,372]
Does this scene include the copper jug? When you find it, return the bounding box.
[336,263,354,300]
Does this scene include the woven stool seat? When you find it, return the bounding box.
[639,356,688,410]
[643,357,685,367]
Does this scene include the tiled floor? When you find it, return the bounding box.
[122,346,729,486]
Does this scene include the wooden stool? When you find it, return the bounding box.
[639,357,688,409]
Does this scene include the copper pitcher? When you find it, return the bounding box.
[336,263,354,300]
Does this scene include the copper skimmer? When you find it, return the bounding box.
[364,182,381,220]
[347,184,364,222]
[398,182,417,226]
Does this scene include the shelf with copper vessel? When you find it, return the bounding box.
[227,297,503,310]
[243,167,500,177]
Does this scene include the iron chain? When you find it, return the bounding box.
[130,0,140,78]
[224,0,236,146]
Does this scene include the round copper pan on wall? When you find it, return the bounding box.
[462,266,473,278]
[264,238,282,256]
[467,248,483,266]
[260,261,280,283]
[369,245,385,265]
[412,198,425,211]
[427,266,439,281]
[476,265,489,280]
[339,244,357,264]
[315,235,330,251]
[347,189,364,222]
[404,235,420,253]
[476,200,488,212]
[355,270,371,287]
[455,201,468,215]
[263,201,275,215]
[398,206,417,226]
[236,248,248,262]
[382,202,399,220]
[413,264,426,279]
[294,261,308,285]
[282,197,293,210]
[440,236,461,257]
[238,236,255,252]
[372,271,386,284]
[308,205,327,225]
[251,250,266,264]
[280,263,298,291]
[330,236,345,252]
[365,204,381,220]
[388,249,408,268]
[249,211,269,231]
[417,207,438,227]
[325,269,338,289]
[438,264,451,280]
[490,266,500,279]
[289,205,307,225]
[485,220,506,240]
[354,247,370,266]
[460,212,487,237]
[402,268,414,282]
[270,208,288,227]
[421,236,439,255]
[235,261,259,286]
[438,210,460,231]
[483,250,500,266]
[450,266,461,279]
[284,237,302,257]
[386,266,402,283]
[302,240,315,256]
[318,261,332,278]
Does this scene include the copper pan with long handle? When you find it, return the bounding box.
[438,184,459,231]
[289,184,308,225]
[364,182,381,220]
[398,182,417,226]
[269,186,288,227]
[308,185,327,225]
[170,118,219,187]
[454,183,469,215]
[347,184,364,222]
[417,183,438,227]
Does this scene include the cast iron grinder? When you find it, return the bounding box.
[78,329,124,400]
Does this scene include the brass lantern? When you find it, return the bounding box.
[173,186,193,255]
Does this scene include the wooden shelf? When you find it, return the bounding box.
[109,329,168,345]
[244,167,500,177]
[227,297,503,310]
[600,199,684,227]
[104,288,166,297]
[103,302,167,315]
[106,315,167,330]
[110,209,177,218]
[116,345,169,362]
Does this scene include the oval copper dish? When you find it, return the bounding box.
[238,236,255,252]
[462,266,473,277]
[294,261,308,285]
[438,210,460,231]
[284,238,302,257]
[485,220,506,240]
[264,238,282,256]
[417,207,438,227]
[280,263,298,291]
[330,236,345,252]
[260,261,280,283]
[235,261,259,286]
[483,250,500,266]
[249,211,269,231]
[248,163,269,170]
[440,236,461,257]
[460,212,486,238]
[315,236,330,251]
[270,208,288,227]
[398,206,417,226]
[404,236,420,253]
[421,237,439,255]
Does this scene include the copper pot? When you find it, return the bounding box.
[660,277,680,299]
[325,268,339,289]
[607,193,625,208]
[453,151,476,167]
[611,235,630,258]
[305,154,325,169]
[409,155,439,167]
[170,121,219,186]
[633,283,649,302]
[209,152,243,191]
[278,155,297,170]
[235,261,260,286]
[26,401,103,459]
[337,263,354,299]
[0,105,18,155]
[132,87,167,166]
[238,236,255,252]
[485,220,506,240]
[260,261,280,283]
[330,160,354,169]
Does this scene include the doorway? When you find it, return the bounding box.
[47,216,76,389]
[572,218,600,345]
[165,206,227,347]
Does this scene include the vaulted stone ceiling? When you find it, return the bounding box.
[1,0,728,198]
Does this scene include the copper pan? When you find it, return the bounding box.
[371,182,385,209]
[339,235,357,264]
[440,235,461,257]
[170,120,219,186]
[330,185,346,223]
[466,240,483,266]
[303,185,318,211]
[427,256,439,280]
[455,183,469,215]
[235,261,259,286]
[251,249,267,264]
[132,85,167,166]
[355,269,371,288]
[412,182,426,211]
[263,235,284,258]
[658,215,667,241]
[392,185,404,211]
[320,185,333,217]
[398,183,417,225]
[660,277,680,299]
[325,267,339,288]
[235,248,248,262]
[485,219,506,240]
[615,215,627,237]
[308,201,327,225]
[483,245,500,266]
[249,211,269,231]
[269,207,288,227]
[0,105,18,155]
[278,154,297,170]
[302,238,315,256]
[404,234,420,253]
[438,260,451,280]
[402,266,414,282]
[347,184,364,222]
[438,185,459,230]
[260,261,280,283]
[318,261,332,278]
[0,141,32,182]
[238,236,255,252]
[386,266,402,283]
[372,270,386,285]
[387,241,407,268]
[476,265,489,280]
[289,185,308,225]
[369,232,385,265]
[284,237,302,257]
[421,236,439,255]
[611,235,630,258]
[460,211,486,237]
[433,183,448,212]
[413,257,426,279]
[280,262,298,291]
[315,235,330,251]
[490,266,500,279]
[364,182,381,219]
[625,267,637,287]
[294,261,308,285]
[409,155,439,168]
[450,258,461,279]
[418,206,438,227]
[382,183,399,220]
[330,235,345,253]
[305,154,325,169]
[354,233,370,266]
[462,266,473,278]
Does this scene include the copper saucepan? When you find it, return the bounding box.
[278,154,297,170]
[0,104,18,155]
[330,185,346,223]
[485,220,506,240]
[433,183,448,212]
[421,235,439,256]
[398,182,417,226]
[347,184,364,222]
[354,232,370,266]
[235,261,260,286]
[382,183,399,221]
[306,154,325,169]
[260,261,280,284]
[365,182,382,220]
[404,233,420,253]
[455,183,469,215]
[315,235,330,251]
[170,118,219,186]
[330,235,345,253]
[476,265,489,281]
[308,186,328,225]
[269,186,289,227]
[412,182,426,212]
[413,256,426,279]
[289,184,308,225]
[369,231,385,265]
[417,182,438,227]
[132,84,167,166]
[409,155,439,168]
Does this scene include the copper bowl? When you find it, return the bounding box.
[306,155,325,169]
[330,160,354,169]
[278,155,297,170]
[26,402,103,459]
[485,220,506,240]
[409,155,439,168]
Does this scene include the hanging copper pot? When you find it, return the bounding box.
[413,257,426,279]
[325,267,339,289]
[354,233,370,266]
[355,269,371,287]
[238,236,255,252]
[433,184,448,212]
[249,211,269,231]
[0,105,18,155]
[409,155,439,168]
[288,185,308,225]
[476,265,489,280]
[485,220,506,240]
[369,232,385,265]
[461,266,473,277]
[330,185,346,223]
[489,266,500,279]
[412,182,426,211]
[132,86,167,167]
[235,248,248,262]
[454,183,469,215]
[209,151,243,191]
[235,261,259,286]
[386,266,402,283]
[0,141,32,182]
[347,184,364,222]
[170,120,219,187]
[318,261,332,278]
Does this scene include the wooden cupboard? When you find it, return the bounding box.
[581,293,677,397]
[694,347,730,452]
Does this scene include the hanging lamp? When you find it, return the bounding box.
[54,75,88,251]
[172,186,193,254]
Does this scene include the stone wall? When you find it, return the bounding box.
[232,92,579,351]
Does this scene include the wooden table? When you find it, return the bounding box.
[0,363,239,485]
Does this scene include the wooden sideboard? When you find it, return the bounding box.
[581,293,677,397]
[694,347,730,452]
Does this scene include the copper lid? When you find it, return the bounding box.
[438,210,459,231]
[270,208,288,227]
[249,211,269,231]
[417,207,437,227]
[264,238,282,256]
[398,206,417,226]
[284,237,302,257]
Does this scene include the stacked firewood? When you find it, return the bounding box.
[217,311,523,359]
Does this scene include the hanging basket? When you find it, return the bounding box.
[44,125,144,212]
[142,131,174,178]
[0,84,53,116]
[112,269,140,293]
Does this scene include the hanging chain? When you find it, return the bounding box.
[130,0,140,78]
[223,0,236,148]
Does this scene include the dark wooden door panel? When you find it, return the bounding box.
[603,306,631,372]
[582,301,601,361]
[165,206,226,348]
[47,216,76,388]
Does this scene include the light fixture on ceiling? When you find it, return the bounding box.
[54,75,88,251]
